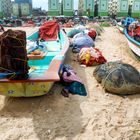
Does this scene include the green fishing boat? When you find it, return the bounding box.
[0,20,69,97]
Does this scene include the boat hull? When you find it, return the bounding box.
[126,38,140,58]
[124,29,140,57]
[0,28,69,97]
[0,82,54,97]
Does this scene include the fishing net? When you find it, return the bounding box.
[0,29,29,80]
[86,23,104,35]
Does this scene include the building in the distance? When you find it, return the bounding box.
[15,0,32,5]
[0,0,2,17]
[63,0,74,16]
[131,0,140,18]
[117,0,129,17]
[78,0,84,16]
[98,0,109,16]
[13,0,32,17]
[48,0,59,16]
[84,0,94,16]
[0,0,12,18]
[12,3,19,17]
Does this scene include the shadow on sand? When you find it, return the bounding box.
[0,49,88,140]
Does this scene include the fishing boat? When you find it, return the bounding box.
[0,20,69,97]
[124,29,140,58]
[116,17,137,34]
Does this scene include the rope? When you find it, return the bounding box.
[0,66,14,73]
[0,66,16,79]
[12,58,28,72]
[102,67,120,88]
[0,37,3,65]
[0,30,28,78]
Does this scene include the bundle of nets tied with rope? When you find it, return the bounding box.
[85,23,104,36]
[93,62,140,95]
[0,29,29,80]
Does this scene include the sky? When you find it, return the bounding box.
[32,0,79,11]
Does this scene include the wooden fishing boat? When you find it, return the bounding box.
[0,21,69,97]
[124,29,140,57]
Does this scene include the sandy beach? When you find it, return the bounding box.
[0,26,140,140]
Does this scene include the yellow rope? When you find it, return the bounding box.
[0,66,13,72]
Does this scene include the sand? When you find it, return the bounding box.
[0,26,140,140]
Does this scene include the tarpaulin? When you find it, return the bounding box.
[39,20,60,41]
[72,32,94,48]
[59,64,87,97]
[67,29,81,38]
[87,29,97,40]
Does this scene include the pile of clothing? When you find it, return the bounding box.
[78,47,107,66]
[68,28,96,53]
[72,32,95,53]
[59,64,87,97]
[68,23,106,66]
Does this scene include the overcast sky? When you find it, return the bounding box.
[32,0,79,11]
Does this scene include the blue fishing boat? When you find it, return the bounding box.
[124,28,140,58]
[116,17,140,58]
[0,20,69,97]
[123,17,140,58]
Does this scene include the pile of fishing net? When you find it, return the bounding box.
[86,23,104,35]
[0,29,29,80]
[93,62,140,95]
[78,47,107,66]
[59,64,87,97]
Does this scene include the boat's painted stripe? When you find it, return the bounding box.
[124,29,140,47]
[124,29,140,56]
[126,38,140,56]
